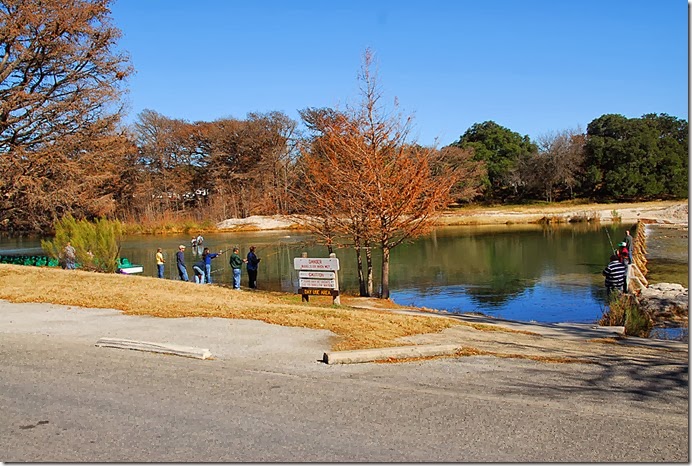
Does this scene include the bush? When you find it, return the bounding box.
[598,292,652,337]
[41,214,123,273]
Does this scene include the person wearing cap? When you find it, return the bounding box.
[176,244,189,281]
[616,242,629,265]
[623,230,633,263]
[156,247,165,279]
[229,247,246,290]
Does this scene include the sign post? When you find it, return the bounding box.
[294,253,340,304]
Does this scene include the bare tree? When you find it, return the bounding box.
[528,128,585,202]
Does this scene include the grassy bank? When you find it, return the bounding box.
[0,264,467,351]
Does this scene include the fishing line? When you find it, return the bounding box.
[604,227,616,254]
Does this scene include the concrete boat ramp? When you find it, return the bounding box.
[0,300,685,366]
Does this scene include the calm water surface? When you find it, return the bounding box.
[1,223,650,325]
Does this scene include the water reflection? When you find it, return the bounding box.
[386,224,625,323]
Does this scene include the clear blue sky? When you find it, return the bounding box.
[110,0,688,147]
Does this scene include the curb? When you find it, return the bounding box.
[323,344,462,365]
[95,338,212,360]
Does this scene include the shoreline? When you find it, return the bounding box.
[215,200,688,232]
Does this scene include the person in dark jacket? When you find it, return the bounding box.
[201,247,221,284]
[192,260,205,284]
[176,245,189,281]
[246,245,261,289]
[603,254,627,296]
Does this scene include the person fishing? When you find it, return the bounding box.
[201,247,222,284]
[603,254,627,296]
[623,230,634,263]
[176,244,189,281]
[616,242,630,266]
[195,234,204,255]
[192,259,205,284]
[229,247,246,290]
[246,245,261,289]
[156,247,165,279]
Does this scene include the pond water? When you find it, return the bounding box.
[0,223,643,325]
[644,224,688,288]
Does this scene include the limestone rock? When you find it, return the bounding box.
[638,283,688,326]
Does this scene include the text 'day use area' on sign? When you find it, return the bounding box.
[293,257,340,271]
[301,288,339,296]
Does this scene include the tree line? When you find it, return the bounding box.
[1,0,688,297]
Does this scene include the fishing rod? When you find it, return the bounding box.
[604,227,616,254]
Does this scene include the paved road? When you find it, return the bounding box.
[0,302,688,462]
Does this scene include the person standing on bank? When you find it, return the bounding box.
[603,254,628,296]
[246,245,261,289]
[624,230,634,263]
[62,241,76,270]
[202,247,221,284]
[156,247,165,278]
[176,245,189,281]
[229,247,246,290]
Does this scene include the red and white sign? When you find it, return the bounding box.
[299,271,336,280]
[293,257,340,271]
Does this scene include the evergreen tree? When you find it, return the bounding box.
[583,113,688,200]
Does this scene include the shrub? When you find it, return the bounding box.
[598,292,652,337]
[41,214,123,273]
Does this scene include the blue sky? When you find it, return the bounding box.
[110,0,688,147]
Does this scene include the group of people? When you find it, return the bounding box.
[190,235,204,253]
[156,243,260,289]
[229,245,260,289]
[602,230,634,296]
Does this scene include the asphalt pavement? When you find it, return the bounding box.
[0,300,688,462]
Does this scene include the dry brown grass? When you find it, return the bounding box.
[0,264,465,351]
[586,337,623,344]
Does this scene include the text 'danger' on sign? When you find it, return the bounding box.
[298,271,335,280]
[293,257,340,271]
[298,278,336,289]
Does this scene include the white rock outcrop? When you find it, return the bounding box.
[638,283,688,326]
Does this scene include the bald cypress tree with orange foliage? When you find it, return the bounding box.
[298,50,482,299]
[0,0,133,232]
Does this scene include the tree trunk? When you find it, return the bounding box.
[365,240,373,297]
[380,245,390,299]
[354,238,367,296]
